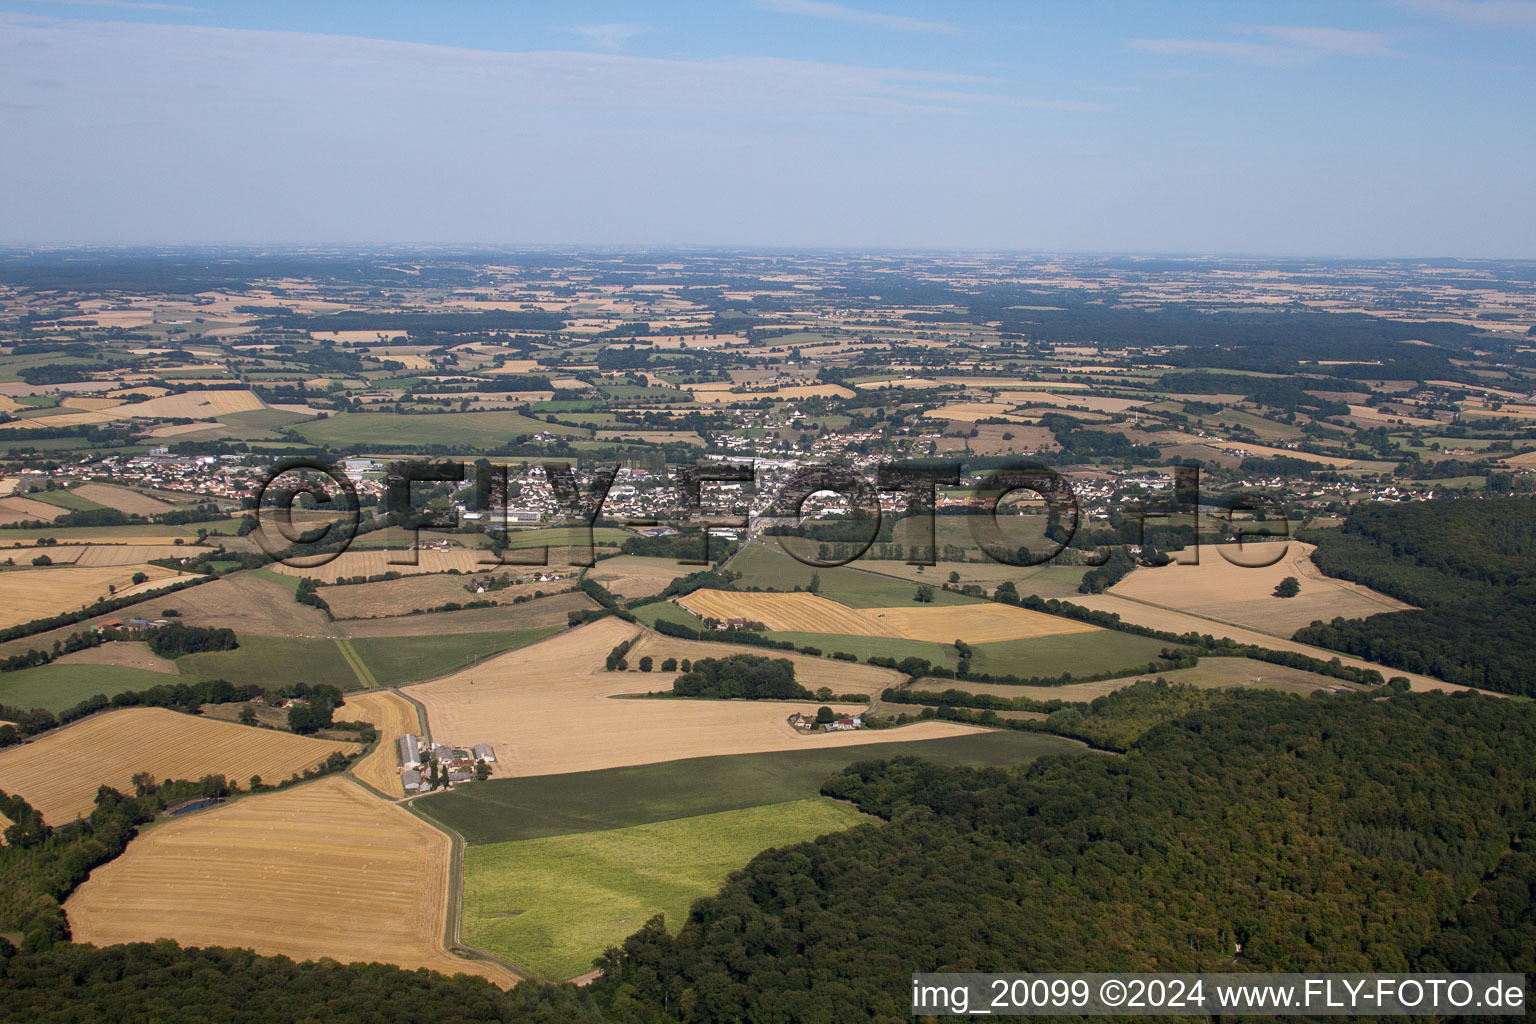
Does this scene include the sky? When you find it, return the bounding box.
[0,0,1533,255]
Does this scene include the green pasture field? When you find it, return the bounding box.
[349,627,560,686]
[417,729,1086,846]
[632,600,703,630]
[460,799,872,979]
[19,490,108,512]
[763,630,961,669]
[966,629,1182,680]
[177,636,360,691]
[294,410,591,448]
[0,663,177,713]
[728,543,982,608]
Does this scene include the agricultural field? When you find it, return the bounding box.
[933,656,1365,703]
[349,628,562,686]
[0,495,65,525]
[1107,540,1413,638]
[677,589,902,637]
[418,730,1087,845]
[52,640,177,674]
[321,571,577,619]
[295,410,589,448]
[71,483,178,515]
[0,563,192,630]
[65,777,514,985]
[857,560,1089,598]
[461,799,871,980]
[339,690,419,797]
[268,548,507,581]
[403,619,976,781]
[675,588,1097,645]
[339,592,594,637]
[1065,592,1463,693]
[965,629,1177,680]
[0,544,189,567]
[0,708,358,823]
[728,543,981,607]
[177,636,362,690]
[859,603,1100,643]
[0,663,180,714]
[584,556,696,600]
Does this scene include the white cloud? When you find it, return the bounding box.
[1130,38,1307,67]
[569,23,649,52]
[754,0,958,35]
[1397,0,1536,29]
[38,0,200,10]
[1243,25,1397,56]
[1131,25,1397,67]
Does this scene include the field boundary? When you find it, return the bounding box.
[393,686,434,745]
[396,788,539,983]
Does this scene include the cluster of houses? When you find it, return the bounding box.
[395,733,496,793]
[787,712,864,733]
[95,617,170,635]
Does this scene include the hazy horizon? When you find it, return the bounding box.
[2,0,1533,256]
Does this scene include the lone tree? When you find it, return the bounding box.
[914,584,935,603]
[1274,576,1301,598]
[815,706,836,724]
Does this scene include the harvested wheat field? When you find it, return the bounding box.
[160,572,337,638]
[0,411,118,431]
[678,590,899,636]
[340,690,419,797]
[72,483,177,515]
[65,777,514,985]
[931,401,1035,423]
[0,564,191,630]
[585,556,703,600]
[861,603,1100,643]
[404,620,976,780]
[1108,541,1412,638]
[53,640,178,674]
[0,496,65,525]
[122,389,266,419]
[0,708,359,824]
[341,592,594,637]
[1066,592,1467,694]
[322,571,576,619]
[0,544,188,567]
[271,548,520,582]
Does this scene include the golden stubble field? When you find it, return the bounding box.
[321,571,576,619]
[1107,540,1413,637]
[65,776,515,986]
[0,708,359,824]
[678,589,901,636]
[0,563,192,630]
[340,690,419,798]
[860,603,1100,644]
[584,556,696,600]
[72,483,178,515]
[0,544,188,567]
[53,640,178,674]
[676,589,1098,643]
[403,619,978,780]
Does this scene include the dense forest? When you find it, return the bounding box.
[1295,496,1536,693]
[589,689,1536,1022]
